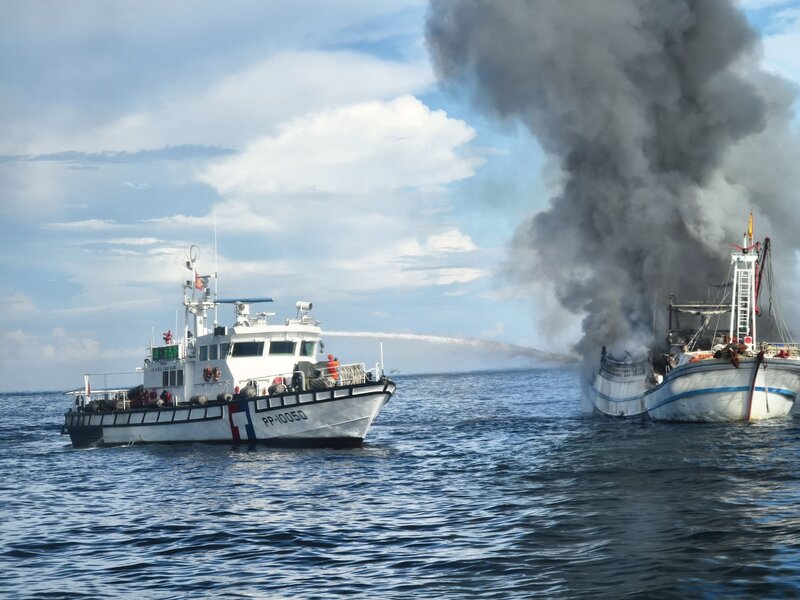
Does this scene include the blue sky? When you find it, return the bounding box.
[1,0,799,391]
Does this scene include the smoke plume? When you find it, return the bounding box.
[426,0,800,360]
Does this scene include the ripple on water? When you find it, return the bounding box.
[2,370,800,598]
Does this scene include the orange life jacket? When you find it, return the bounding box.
[327,358,340,381]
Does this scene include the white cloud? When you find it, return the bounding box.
[123,181,151,190]
[42,218,126,231]
[100,237,161,246]
[0,327,142,391]
[53,298,161,316]
[425,229,478,253]
[3,293,37,319]
[32,52,434,155]
[144,200,280,233]
[1,327,120,364]
[200,95,483,196]
[1,161,75,217]
[416,267,485,285]
[185,91,490,294]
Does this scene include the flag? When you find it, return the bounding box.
[747,211,753,240]
[194,273,208,290]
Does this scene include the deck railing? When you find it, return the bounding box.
[600,356,649,379]
[244,362,375,395]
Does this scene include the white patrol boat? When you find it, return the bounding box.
[587,215,800,422]
[63,246,395,448]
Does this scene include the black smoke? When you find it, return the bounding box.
[426,0,800,359]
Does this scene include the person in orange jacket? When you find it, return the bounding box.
[327,354,340,383]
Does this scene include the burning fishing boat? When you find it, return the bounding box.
[587,216,800,422]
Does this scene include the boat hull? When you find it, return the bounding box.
[588,358,800,422]
[64,379,395,448]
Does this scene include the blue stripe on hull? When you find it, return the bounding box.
[242,400,256,441]
[649,386,796,411]
[594,385,796,408]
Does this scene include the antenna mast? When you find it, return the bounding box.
[214,205,219,326]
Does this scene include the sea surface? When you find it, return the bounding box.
[3,368,800,599]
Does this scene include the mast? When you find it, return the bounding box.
[213,205,219,327]
[184,245,214,339]
[728,215,758,349]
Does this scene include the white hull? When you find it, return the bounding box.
[588,358,800,422]
[66,380,395,447]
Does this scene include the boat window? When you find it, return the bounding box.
[269,341,296,355]
[219,343,230,358]
[300,341,315,357]
[199,345,209,361]
[231,341,264,357]
[162,369,183,387]
[209,344,219,360]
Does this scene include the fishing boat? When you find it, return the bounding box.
[63,246,396,448]
[587,216,800,422]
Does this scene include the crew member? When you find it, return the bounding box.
[327,354,340,383]
[676,344,691,366]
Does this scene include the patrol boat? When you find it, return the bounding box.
[587,216,800,422]
[63,246,395,448]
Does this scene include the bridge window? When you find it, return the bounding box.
[209,344,219,360]
[269,341,296,355]
[300,341,315,357]
[231,341,264,357]
[199,345,208,361]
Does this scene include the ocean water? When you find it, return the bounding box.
[3,367,800,599]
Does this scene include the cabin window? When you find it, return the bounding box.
[269,341,296,355]
[231,341,264,357]
[162,369,183,387]
[199,345,209,361]
[300,341,315,357]
[209,344,219,360]
[219,343,230,358]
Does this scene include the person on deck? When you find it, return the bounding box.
[327,354,340,383]
[676,344,691,367]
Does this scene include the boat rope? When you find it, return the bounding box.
[765,251,794,343]
[709,261,735,344]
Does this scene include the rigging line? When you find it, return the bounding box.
[710,261,734,343]
[762,246,794,343]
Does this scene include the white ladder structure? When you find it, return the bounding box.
[729,237,758,349]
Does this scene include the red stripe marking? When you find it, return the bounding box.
[228,404,241,442]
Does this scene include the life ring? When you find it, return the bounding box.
[212,367,221,381]
[203,367,212,382]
